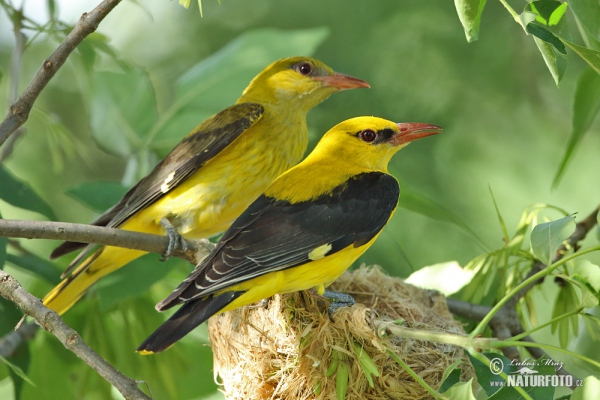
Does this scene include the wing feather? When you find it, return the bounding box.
[51,103,264,265]
[158,172,399,311]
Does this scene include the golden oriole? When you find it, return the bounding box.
[137,116,441,353]
[44,57,369,315]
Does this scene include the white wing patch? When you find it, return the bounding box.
[308,243,332,261]
[160,172,176,193]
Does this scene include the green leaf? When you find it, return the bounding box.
[398,187,487,251]
[76,36,97,71]
[489,186,509,243]
[335,362,349,400]
[572,259,600,303]
[6,254,61,285]
[454,0,487,42]
[439,367,462,393]
[150,28,330,155]
[529,1,568,26]
[441,359,463,383]
[569,0,600,48]
[352,342,380,388]
[518,11,538,31]
[66,181,129,213]
[93,254,184,312]
[571,375,600,400]
[0,354,35,388]
[467,352,510,397]
[527,23,567,54]
[6,343,32,399]
[0,296,22,336]
[443,378,476,400]
[0,165,57,220]
[47,0,58,20]
[524,1,572,84]
[551,283,580,347]
[526,1,571,40]
[553,68,600,187]
[549,3,568,26]
[560,39,600,74]
[90,66,159,158]
[325,349,340,377]
[530,215,576,265]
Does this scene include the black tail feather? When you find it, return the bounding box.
[50,241,88,259]
[137,291,245,354]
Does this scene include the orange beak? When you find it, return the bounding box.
[313,72,370,90]
[391,122,442,146]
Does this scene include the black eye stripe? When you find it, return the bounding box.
[377,128,396,142]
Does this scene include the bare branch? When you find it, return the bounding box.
[0,270,151,399]
[0,218,214,265]
[0,322,38,358]
[0,0,122,147]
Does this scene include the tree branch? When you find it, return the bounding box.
[0,270,151,399]
[0,0,122,147]
[0,218,214,265]
[0,322,38,358]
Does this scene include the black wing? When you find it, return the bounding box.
[158,172,399,311]
[51,103,264,261]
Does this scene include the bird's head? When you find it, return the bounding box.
[239,57,369,111]
[310,116,442,173]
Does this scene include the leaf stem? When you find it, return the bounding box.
[509,308,583,342]
[493,340,600,369]
[498,0,520,21]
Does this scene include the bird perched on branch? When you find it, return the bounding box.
[138,116,441,353]
[43,57,369,315]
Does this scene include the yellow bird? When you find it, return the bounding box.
[138,116,441,353]
[44,57,369,315]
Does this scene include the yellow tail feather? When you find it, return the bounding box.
[43,246,147,315]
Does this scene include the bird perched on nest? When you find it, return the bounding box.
[43,56,369,315]
[138,116,441,353]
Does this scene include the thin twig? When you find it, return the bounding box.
[0,270,151,399]
[0,218,214,265]
[0,0,122,147]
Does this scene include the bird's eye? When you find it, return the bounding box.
[295,62,313,76]
[359,130,377,142]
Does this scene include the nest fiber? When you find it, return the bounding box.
[208,265,474,399]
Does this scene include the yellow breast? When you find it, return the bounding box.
[126,106,308,239]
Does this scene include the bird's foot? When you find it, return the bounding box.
[159,217,188,261]
[321,289,356,322]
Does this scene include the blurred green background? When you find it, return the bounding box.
[1,0,599,398]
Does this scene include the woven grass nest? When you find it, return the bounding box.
[208,265,475,399]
